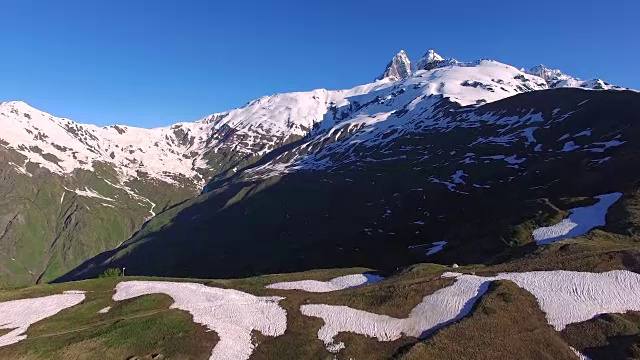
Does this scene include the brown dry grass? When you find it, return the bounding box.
[563,312,640,359]
[484,234,640,276]
[397,281,577,360]
[3,243,640,360]
[250,266,449,360]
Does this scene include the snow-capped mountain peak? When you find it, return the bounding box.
[526,64,571,82]
[421,49,444,64]
[414,49,445,71]
[377,50,412,81]
[0,49,630,190]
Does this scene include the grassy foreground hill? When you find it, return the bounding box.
[2,235,640,360]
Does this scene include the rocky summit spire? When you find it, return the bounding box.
[526,64,570,82]
[377,50,412,81]
[414,49,445,71]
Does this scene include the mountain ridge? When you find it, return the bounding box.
[0,48,636,286]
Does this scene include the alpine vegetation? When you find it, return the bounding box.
[0,291,86,347]
[112,281,287,360]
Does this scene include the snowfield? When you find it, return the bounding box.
[113,281,287,360]
[489,270,640,330]
[266,273,384,292]
[303,270,640,354]
[533,193,622,245]
[0,291,85,347]
[2,270,638,357]
[300,274,491,353]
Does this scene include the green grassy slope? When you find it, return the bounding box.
[2,237,640,360]
[62,89,640,283]
[0,148,197,287]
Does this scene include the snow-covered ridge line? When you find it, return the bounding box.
[113,281,287,360]
[0,100,209,185]
[266,273,384,292]
[1,49,629,186]
[526,64,626,91]
[0,291,86,347]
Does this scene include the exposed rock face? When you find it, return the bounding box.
[377,50,412,81]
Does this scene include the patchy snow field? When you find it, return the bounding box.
[445,271,640,331]
[533,193,622,245]
[266,273,384,292]
[491,270,640,330]
[303,270,640,354]
[0,291,85,347]
[300,274,491,352]
[113,281,287,360]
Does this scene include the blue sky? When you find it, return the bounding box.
[1,0,638,127]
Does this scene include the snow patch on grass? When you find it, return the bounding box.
[266,274,384,293]
[304,269,640,354]
[491,270,640,330]
[113,281,286,360]
[570,346,592,360]
[532,193,622,245]
[301,274,490,353]
[562,141,580,152]
[426,241,447,255]
[574,129,592,137]
[452,170,466,184]
[584,140,626,153]
[97,306,111,314]
[0,291,85,347]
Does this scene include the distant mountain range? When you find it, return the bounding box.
[0,49,637,286]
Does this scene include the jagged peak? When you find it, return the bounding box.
[414,49,448,71]
[526,64,572,82]
[377,50,412,81]
[422,49,444,63]
[396,49,409,57]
